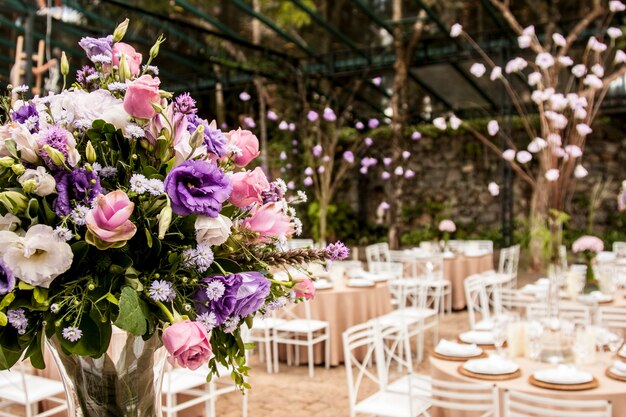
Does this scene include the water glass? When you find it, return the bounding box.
[527,321,544,361]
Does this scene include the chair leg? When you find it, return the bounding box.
[308,343,315,378]
[272,337,280,374]
[208,381,217,417]
[242,391,248,417]
[264,338,273,373]
[325,328,330,369]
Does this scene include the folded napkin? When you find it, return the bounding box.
[435,339,481,357]
[534,365,593,384]
[464,355,518,375]
[611,360,626,376]
[459,330,495,345]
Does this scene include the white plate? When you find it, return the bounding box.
[463,358,519,375]
[346,278,375,288]
[435,345,482,358]
[459,331,495,345]
[533,367,593,385]
[577,292,613,304]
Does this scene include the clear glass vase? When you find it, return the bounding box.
[47,328,166,417]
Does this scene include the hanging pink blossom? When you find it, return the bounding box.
[576,124,592,136]
[433,117,447,130]
[394,166,404,176]
[516,151,532,164]
[279,151,287,160]
[239,91,251,101]
[552,33,566,47]
[355,121,364,130]
[381,171,391,180]
[364,137,374,146]
[490,67,502,81]
[565,145,583,158]
[487,120,499,136]
[402,151,410,160]
[449,115,462,130]
[372,76,382,86]
[383,157,392,166]
[502,149,516,161]
[411,131,422,140]
[378,201,390,211]
[317,166,325,174]
[470,63,486,77]
[343,151,354,164]
[574,165,588,178]
[303,177,313,186]
[307,111,319,122]
[545,169,560,182]
[278,121,288,130]
[267,110,278,121]
[312,145,323,157]
[368,118,379,129]
[572,64,586,78]
[304,167,314,176]
[610,1,625,12]
[288,123,296,131]
[450,24,462,37]
[404,170,415,179]
[488,182,500,196]
[243,117,255,128]
[323,107,336,122]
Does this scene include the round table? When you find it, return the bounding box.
[444,254,494,310]
[290,280,392,366]
[429,353,626,417]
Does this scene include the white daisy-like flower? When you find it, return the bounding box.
[70,205,91,226]
[196,312,217,331]
[107,82,127,92]
[142,64,159,75]
[297,190,307,203]
[129,174,149,194]
[62,327,83,342]
[86,73,100,82]
[90,54,112,64]
[205,280,226,301]
[24,115,39,132]
[125,124,145,139]
[223,317,239,334]
[53,226,72,242]
[73,119,92,130]
[146,179,165,196]
[12,85,29,94]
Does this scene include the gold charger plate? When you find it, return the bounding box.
[432,351,487,362]
[528,375,599,391]
[458,365,521,381]
[606,368,626,382]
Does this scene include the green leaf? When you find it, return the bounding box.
[113,286,147,336]
[0,331,24,369]
[33,287,48,304]
[41,198,56,224]
[57,313,112,358]
[24,331,44,369]
[105,292,119,305]
[4,140,19,159]
[0,311,6,326]
[70,241,89,265]
[18,281,33,290]
[124,277,144,292]
[0,292,15,310]
[92,119,105,130]
[145,228,153,248]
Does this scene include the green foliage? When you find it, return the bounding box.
[261,0,315,28]
[307,201,359,242]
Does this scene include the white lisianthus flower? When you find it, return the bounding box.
[557,56,573,66]
[607,27,623,39]
[450,24,463,38]
[609,1,625,12]
[545,169,560,182]
[195,214,233,246]
[487,120,499,136]
[576,123,592,136]
[433,117,447,130]
[0,213,20,231]
[552,33,566,47]
[490,66,502,81]
[527,72,542,86]
[0,225,73,288]
[574,165,588,179]
[48,89,130,132]
[502,149,516,161]
[18,167,56,197]
[470,63,486,77]
[535,52,555,69]
[449,115,462,130]
[572,64,587,78]
[516,151,532,164]
[488,182,500,196]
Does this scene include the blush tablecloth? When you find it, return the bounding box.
[429,354,626,417]
[444,254,494,310]
[288,280,393,366]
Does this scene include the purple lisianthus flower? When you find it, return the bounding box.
[54,168,102,216]
[174,93,197,115]
[194,275,241,326]
[164,160,232,217]
[0,259,15,295]
[232,272,270,318]
[187,115,227,157]
[325,241,350,261]
[78,35,113,60]
[12,102,39,133]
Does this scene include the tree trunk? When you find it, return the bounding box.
[254,78,268,172]
[528,177,548,272]
[318,198,328,246]
[213,65,225,126]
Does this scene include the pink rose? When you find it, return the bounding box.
[85,190,137,249]
[112,42,143,76]
[241,202,295,239]
[124,75,161,119]
[228,128,260,167]
[230,167,270,208]
[163,320,212,370]
[294,278,315,300]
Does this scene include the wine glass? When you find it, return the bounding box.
[607,328,625,356]
[491,316,509,358]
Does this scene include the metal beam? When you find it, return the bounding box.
[408,71,454,110]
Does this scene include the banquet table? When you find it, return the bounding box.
[429,353,626,417]
[444,254,494,310]
[287,280,393,366]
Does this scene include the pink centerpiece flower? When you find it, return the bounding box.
[112,42,142,76]
[228,129,260,167]
[85,190,137,249]
[123,75,161,119]
[163,320,212,370]
[294,278,315,300]
[241,202,295,239]
[572,235,604,253]
[230,167,270,208]
[438,219,456,233]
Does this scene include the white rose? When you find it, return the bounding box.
[18,167,56,197]
[0,213,20,231]
[195,214,233,246]
[0,224,73,288]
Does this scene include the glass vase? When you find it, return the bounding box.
[47,328,166,417]
[583,260,600,293]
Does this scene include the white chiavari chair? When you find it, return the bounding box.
[613,241,626,258]
[598,307,626,330]
[526,303,591,326]
[503,389,611,417]
[247,311,287,373]
[464,273,494,330]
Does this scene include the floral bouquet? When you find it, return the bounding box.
[571,235,604,293]
[0,19,347,415]
[437,219,456,251]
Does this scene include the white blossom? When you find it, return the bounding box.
[552,33,566,47]
[488,182,500,196]
[576,123,592,136]
[545,169,560,182]
[572,64,587,78]
[527,72,542,86]
[487,120,499,136]
[557,56,573,66]
[574,107,587,119]
[516,151,532,164]
[588,37,607,52]
[450,23,463,38]
[523,26,535,36]
[449,115,462,130]
[548,94,568,112]
[505,57,527,73]
[433,117,447,130]
[609,1,625,12]
[553,147,566,158]
[518,35,532,49]
[583,74,603,89]
[607,27,623,39]
[565,145,583,158]
[535,52,555,69]
[615,50,626,64]
[394,166,404,176]
[591,64,604,78]
[470,63,486,77]
[547,133,562,146]
[490,66,502,81]
[574,165,588,178]
[502,149,516,161]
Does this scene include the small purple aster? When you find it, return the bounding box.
[261,182,286,204]
[174,93,197,115]
[62,326,83,342]
[149,280,175,302]
[7,309,27,334]
[76,66,98,91]
[325,241,350,261]
[196,312,217,331]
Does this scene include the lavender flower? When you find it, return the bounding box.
[325,241,350,261]
[182,243,214,273]
[62,326,83,342]
[99,166,118,178]
[231,272,270,318]
[205,280,226,301]
[142,65,159,75]
[130,174,149,194]
[7,309,27,334]
[12,85,28,94]
[186,115,227,157]
[174,93,197,115]
[164,160,232,217]
[266,296,288,311]
[196,311,217,331]
[368,118,379,129]
[149,280,175,302]
[76,66,98,90]
[0,259,15,295]
[38,126,73,170]
[125,124,145,139]
[78,35,113,60]
[70,205,90,226]
[54,168,102,216]
[261,181,286,204]
[12,102,39,133]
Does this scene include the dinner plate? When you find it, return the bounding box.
[435,345,482,358]
[346,278,375,287]
[313,280,333,290]
[533,367,593,385]
[463,358,519,375]
[459,331,495,345]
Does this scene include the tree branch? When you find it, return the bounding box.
[559,0,603,58]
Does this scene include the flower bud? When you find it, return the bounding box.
[85,141,97,163]
[159,90,173,99]
[151,102,165,113]
[42,145,66,166]
[189,124,205,149]
[21,179,38,194]
[0,191,28,214]
[157,204,172,240]
[119,53,131,81]
[0,156,15,167]
[61,52,69,76]
[150,35,165,60]
[112,18,129,43]
[11,164,24,175]
[87,283,96,291]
